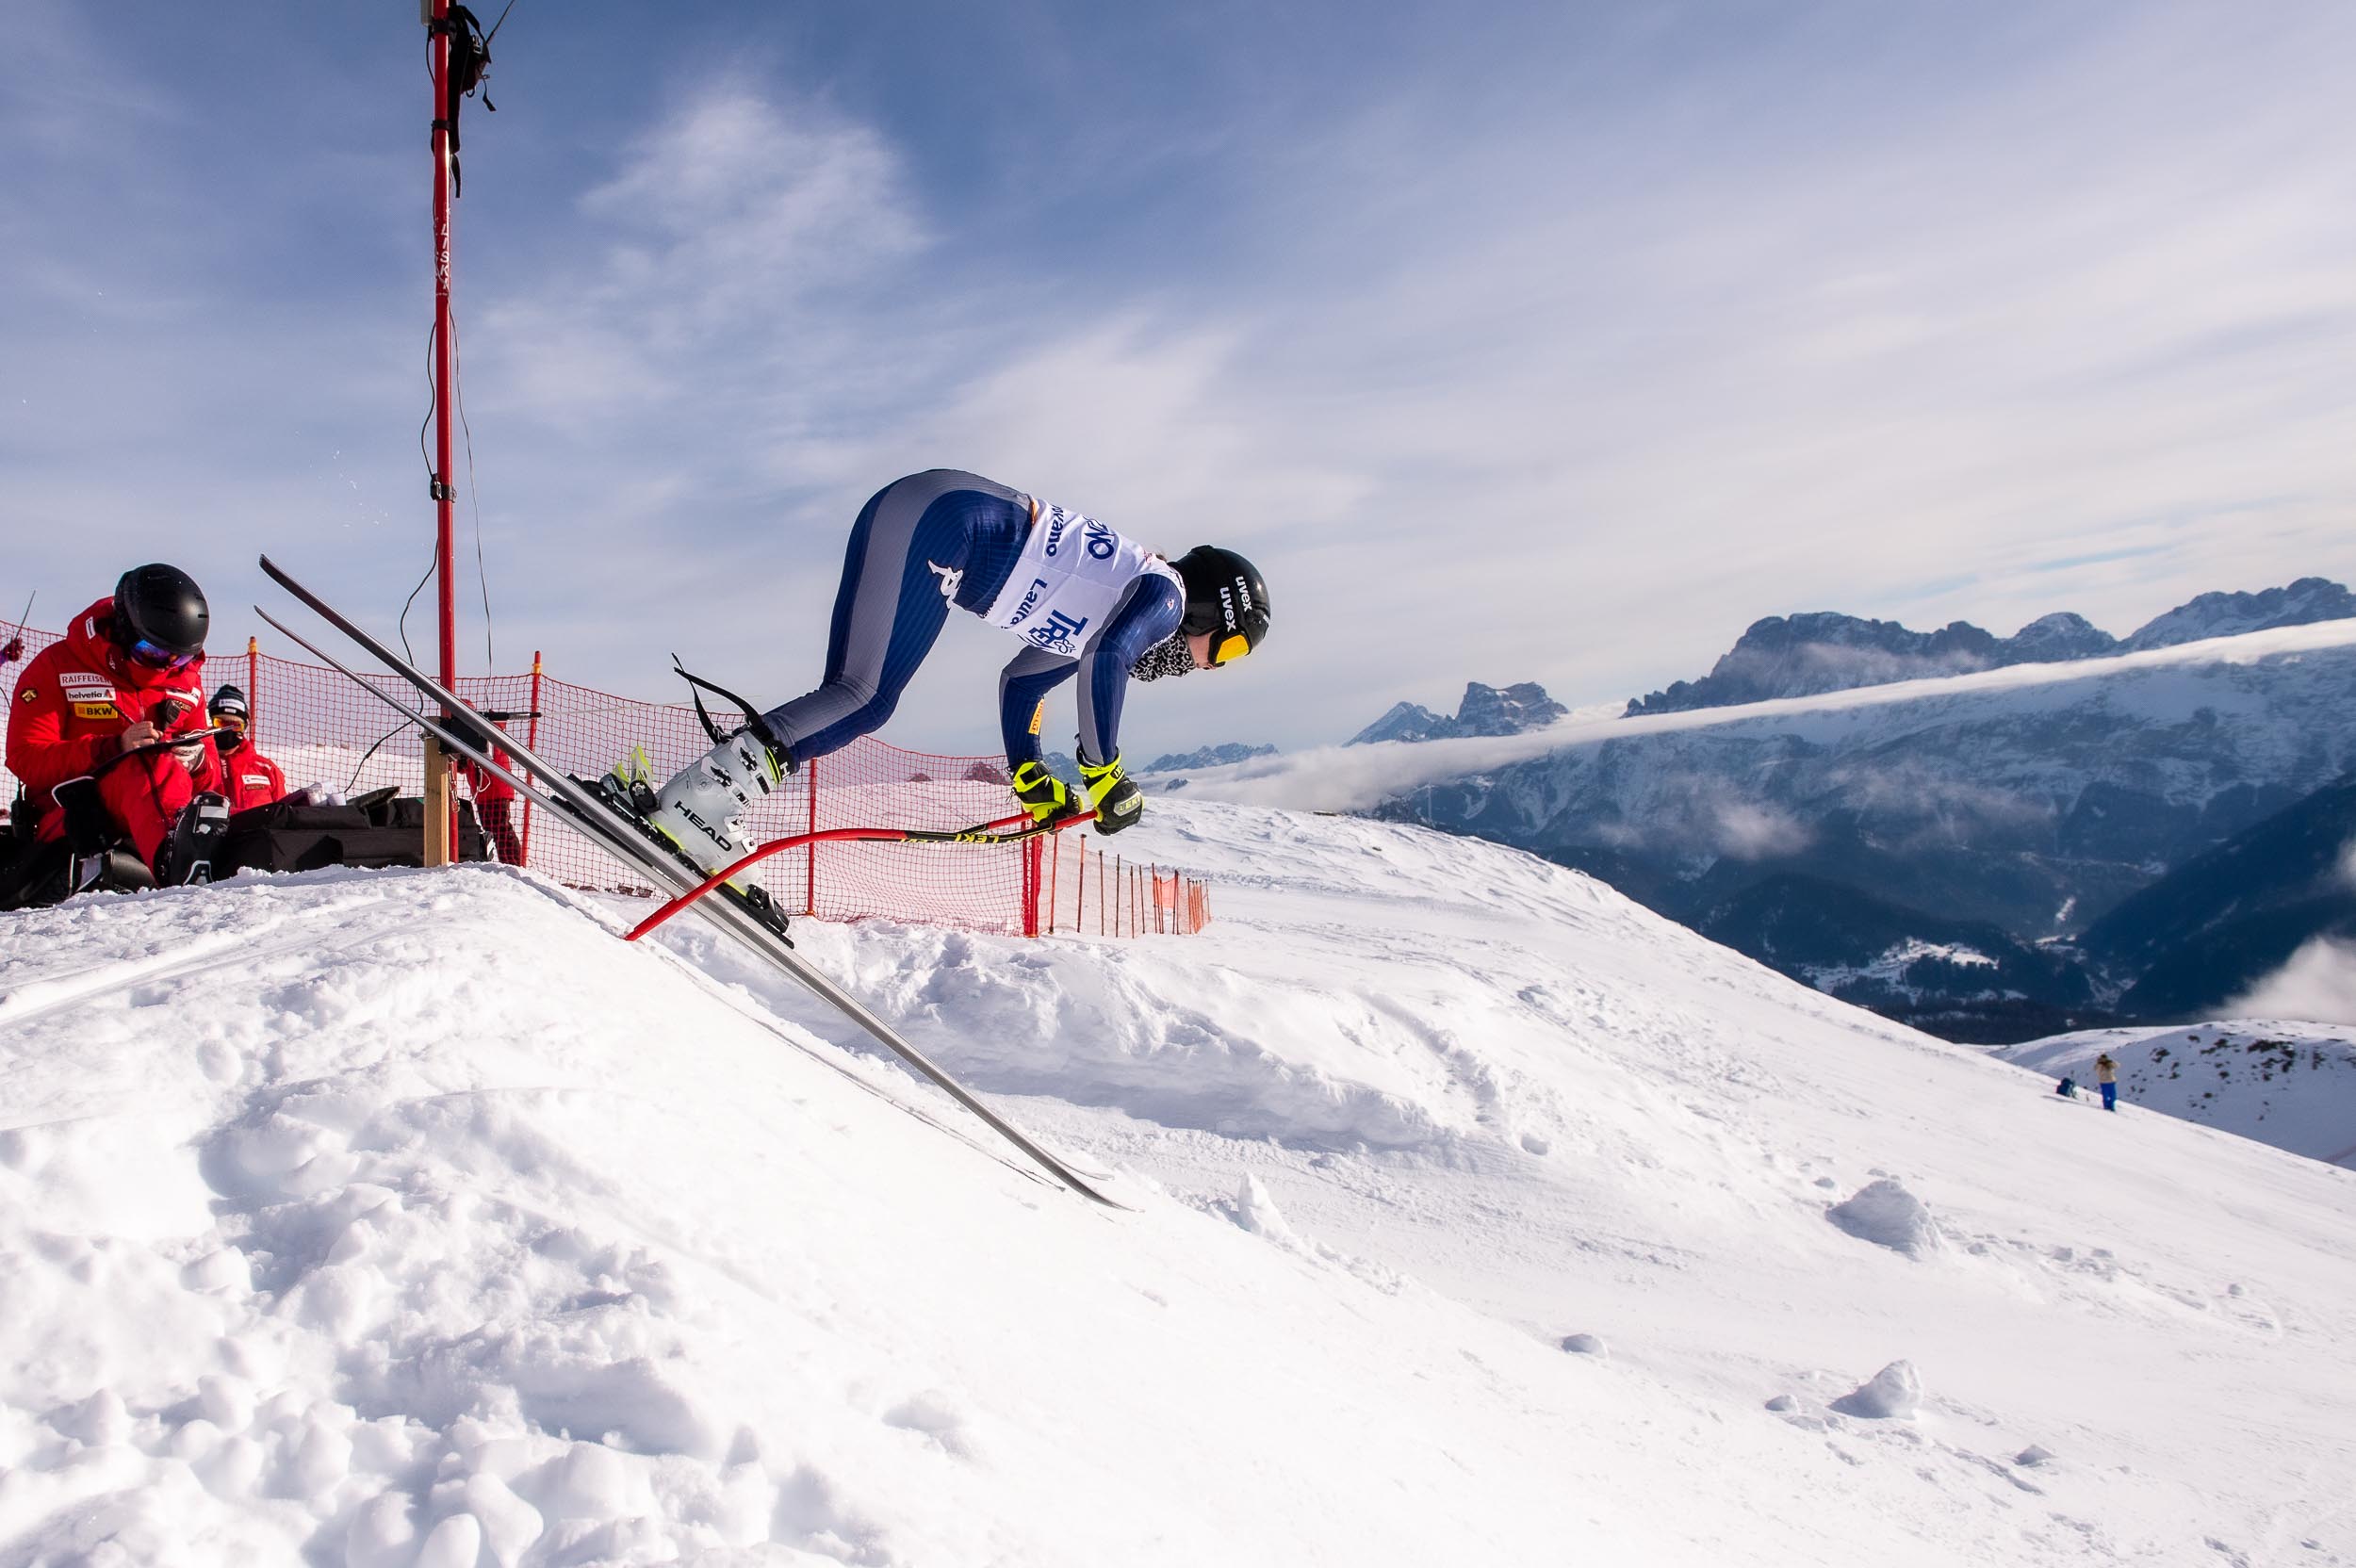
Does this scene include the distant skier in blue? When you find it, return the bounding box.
[2095,1053,2119,1112]
[644,470,1270,874]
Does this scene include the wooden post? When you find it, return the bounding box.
[422,737,452,865]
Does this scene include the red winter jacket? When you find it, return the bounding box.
[456,744,517,805]
[7,597,222,830]
[216,740,288,812]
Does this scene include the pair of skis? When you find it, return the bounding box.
[254,556,1122,1208]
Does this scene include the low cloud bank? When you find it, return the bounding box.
[2230,938,2356,1026]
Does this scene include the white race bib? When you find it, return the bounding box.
[982,500,1178,657]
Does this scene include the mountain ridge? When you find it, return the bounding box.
[1348,680,1567,745]
[1628,577,2356,716]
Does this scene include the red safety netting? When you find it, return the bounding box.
[3,616,1206,939]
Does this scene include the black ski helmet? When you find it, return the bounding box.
[1171,547,1269,666]
[112,564,209,665]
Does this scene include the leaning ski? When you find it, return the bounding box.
[254,554,1123,1209]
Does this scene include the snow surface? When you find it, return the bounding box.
[1996,1021,2356,1168]
[4,801,2354,1565]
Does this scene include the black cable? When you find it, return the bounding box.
[451,312,495,671]
[347,716,416,792]
[403,318,441,666]
[398,549,436,670]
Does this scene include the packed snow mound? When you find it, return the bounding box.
[1833,1360,1925,1420]
[1827,1179,1944,1258]
[3,799,2354,1565]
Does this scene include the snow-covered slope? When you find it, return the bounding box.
[1995,1021,2356,1168]
[4,801,2353,1565]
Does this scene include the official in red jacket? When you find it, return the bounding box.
[6,565,223,877]
[207,684,287,811]
[453,705,525,865]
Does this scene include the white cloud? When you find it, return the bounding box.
[2228,937,2356,1027]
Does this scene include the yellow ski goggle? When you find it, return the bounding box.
[1212,633,1252,666]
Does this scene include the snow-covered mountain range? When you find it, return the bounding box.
[1628,577,2356,716]
[1346,680,1568,745]
[1136,741,1277,774]
[1355,624,2356,1037]
[4,801,2352,1562]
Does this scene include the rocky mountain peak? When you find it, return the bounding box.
[1348,682,1567,745]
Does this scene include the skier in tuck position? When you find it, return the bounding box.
[632,469,1270,875]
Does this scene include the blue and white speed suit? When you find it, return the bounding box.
[760,470,1186,770]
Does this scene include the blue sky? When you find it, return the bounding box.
[4,1,2352,756]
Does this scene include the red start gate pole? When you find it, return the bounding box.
[421,0,461,867]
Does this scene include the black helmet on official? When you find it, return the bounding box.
[112,564,210,668]
[1171,546,1269,667]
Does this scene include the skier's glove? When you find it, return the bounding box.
[1009,760,1071,824]
[1079,753,1143,836]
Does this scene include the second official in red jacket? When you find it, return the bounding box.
[208,685,287,811]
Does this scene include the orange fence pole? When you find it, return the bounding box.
[246,637,259,741]
[518,650,544,869]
